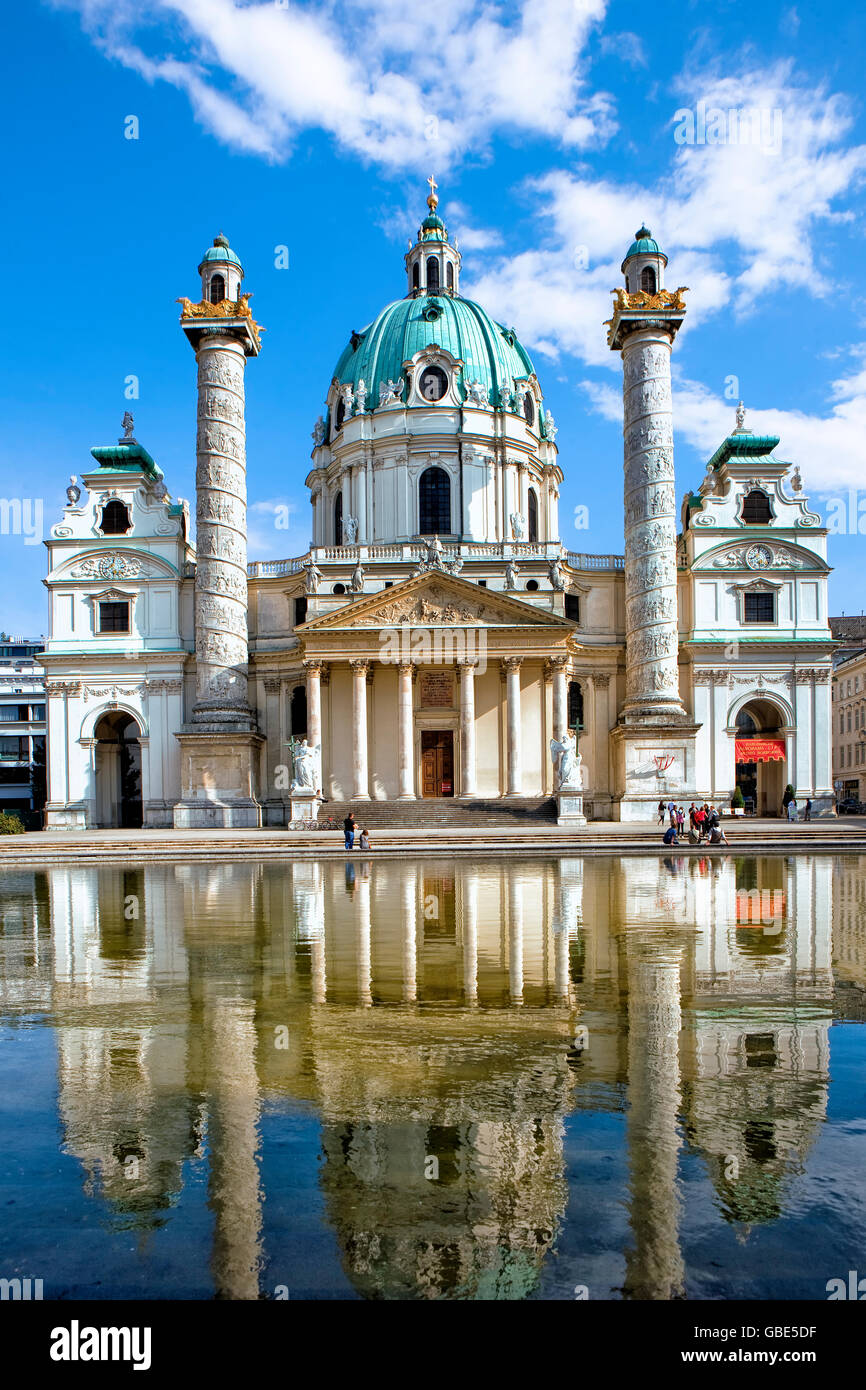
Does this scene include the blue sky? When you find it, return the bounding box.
[3,0,866,638]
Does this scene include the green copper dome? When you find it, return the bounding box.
[198,233,243,272]
[330,293,536,411]
[622,225,667,270]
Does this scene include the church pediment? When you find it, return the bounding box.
[694,540,828,574]
[301,571,569,629]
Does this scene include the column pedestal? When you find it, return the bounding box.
[174,729,265,828]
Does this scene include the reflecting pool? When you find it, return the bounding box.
[0,853,864,1300]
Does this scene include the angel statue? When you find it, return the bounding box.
[343,514,359,544]
[289,738,321,791]
[510,511,526,540]
[550,732,582,790]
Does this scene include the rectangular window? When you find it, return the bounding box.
[565,594,580,623]
[30,705,45,721]
[0,736,28,761]
[744,592,775,623]
[294,596,308,627]
[98,601,130,633]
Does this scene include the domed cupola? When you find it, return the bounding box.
[198,231,244,305]
[621,224,667,297]
[405,177,462,297]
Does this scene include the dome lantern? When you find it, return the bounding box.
[621,224,667,296]
[405,177,462,297]
[197,231,244,305]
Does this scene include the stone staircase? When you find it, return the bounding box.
[319,797,558,828]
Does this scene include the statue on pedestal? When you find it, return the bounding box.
[290,738,321,792]
[550,732,582,790]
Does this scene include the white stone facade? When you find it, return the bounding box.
[39,209,836,826]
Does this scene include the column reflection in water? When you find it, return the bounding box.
[11,851,851,1300]
[401,864,417,1004]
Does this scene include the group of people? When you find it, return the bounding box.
[658,800,729,847]
[342,812,371,852]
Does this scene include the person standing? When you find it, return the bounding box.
[676,806,685,835]
[343,811,356,850]
[668,800,677,828]
[695,804,707,840]
[787,797,797,823]
[657,800,666,825]
[688,802,697,833]
[804,798,812,822]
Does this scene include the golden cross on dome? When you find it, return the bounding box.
[427,174,438,209]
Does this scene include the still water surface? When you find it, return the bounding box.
[0,853,864,1300]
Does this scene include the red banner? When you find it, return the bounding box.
[735,737,786,764]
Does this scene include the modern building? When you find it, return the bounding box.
[831,647,866,805]
[40,189,836,827]
[0,637,46,826]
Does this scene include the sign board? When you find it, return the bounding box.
[419,673,453,707]
[734,737,786,764]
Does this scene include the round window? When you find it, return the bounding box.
[332,583,346,595]
[419,366,448,402]
[526,579,539,591]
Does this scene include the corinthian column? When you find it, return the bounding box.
[397,663,415,800]
[503,657,523,796]
[351,660,370,800]
[457,659,477,797]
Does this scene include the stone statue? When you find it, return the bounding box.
[340,383,354,420]
[379,378,404,407]
[351,562,365,593]
[513,382,527,415]
[544,409,558,442]
[290,738,320,791]
[465,378,489,408]
[510,511,526,540]
[304,560,322,595]
[343,514,358,544]
[447,553,464,576]
[356,378,368,413]
[791,466,803,493]
[735,399,746,430]
[550,732,582,790]
[426,535,445,569]
[65,475,81,506]
[311,415,325,446]
[120,411,137,443]
[505,559,520,588]
[548,558,565,591]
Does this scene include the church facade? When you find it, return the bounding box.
[40,187,835,827]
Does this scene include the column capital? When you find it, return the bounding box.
[456,658,478,673]
[502,656,523,672]
[303,658,326,677]
[591,671,611,689]
[397,661,416,677]
[263,677,282,694]
[545,655,569,679]
[350,658,370,675]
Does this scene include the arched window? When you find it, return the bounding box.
[412,261,420,291]
[426,256,440,292]
[290,686,307,737]
[419,466,451,535]
[446,262,454,290]
[523,393,535,428]
[568,681,584,730]
[742,489,772,524]
[100,499,131,535]
[334,491,343,546]
[625,275,631,293]
[527,488,538,542]
[640,265,656,294]
[335,396,346,431]
[210,273,226,304]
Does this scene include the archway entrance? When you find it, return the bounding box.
[94,712,143,828]
[734,700,787,816]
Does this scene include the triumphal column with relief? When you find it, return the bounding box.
[606,227,699,820]
[173,233,265,828]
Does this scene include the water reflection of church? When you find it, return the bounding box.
[3,853,859,1299]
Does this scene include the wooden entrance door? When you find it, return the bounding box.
[421,731,455,798]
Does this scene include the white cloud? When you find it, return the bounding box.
[60,0,615,170]
[582,355,866,495]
